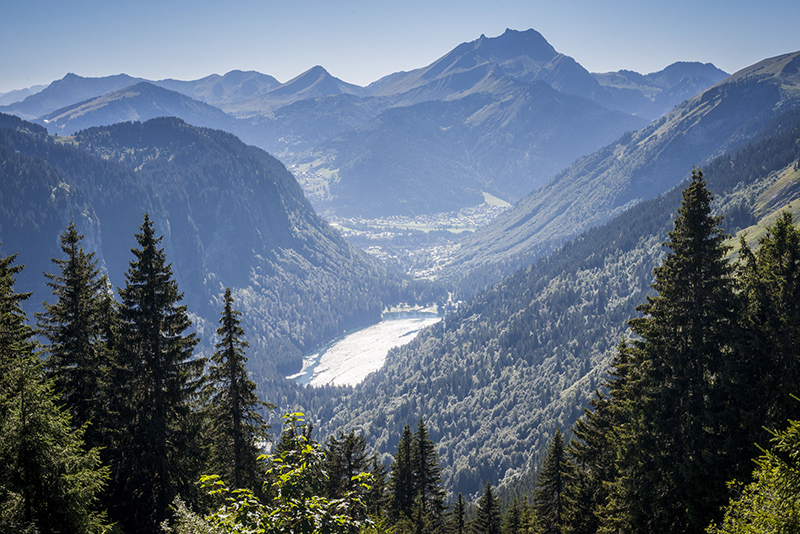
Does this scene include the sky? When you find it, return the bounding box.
[2,0,799,94]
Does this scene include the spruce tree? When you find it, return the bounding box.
[37,222,109,448]
[738,212,800,429]
[389,424,416,521]
[412,418,446,527]
[325,429,371,499]
[566,343,633,533]
[205,287,270,491]
[605,170,744,533]
[471,481,501,534]
[452,492,466,534]
[533,429,570,534]
[110,214,205,533]
[0,251,109,533]
[504,498,522,534]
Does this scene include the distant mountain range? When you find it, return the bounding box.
[445,50,800,292]
[0,28,729,218]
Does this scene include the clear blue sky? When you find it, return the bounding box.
[2,0,798,94]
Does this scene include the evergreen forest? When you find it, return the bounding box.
[3,156,800,532]
[2,46,800,534]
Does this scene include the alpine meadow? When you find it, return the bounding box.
[2,20,800,534]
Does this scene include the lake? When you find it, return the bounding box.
[287,311,442,387]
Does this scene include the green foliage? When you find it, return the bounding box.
[108,214,205,533]
[472,482,501,534]
[0,250,109,534]
[708,416,800,533]
[324,429,387,517]
[388,419,448,531]
[204,287,272,491]
[189,413,373,534]
[533,430,571,534]
[738,212,800,429]
[36,222,111,448]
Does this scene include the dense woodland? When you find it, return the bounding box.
[320,106,800,500]
[2,166,800,533]
[2,51,800,532]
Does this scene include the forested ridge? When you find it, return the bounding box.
[4,158,800,533]
[3,68,800,532]
[0,113,443,421]
[322,106,800,500]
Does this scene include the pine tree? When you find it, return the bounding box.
[533,430,570,534]
[390,423,416,521]
[738,212,800,429]
[205,287,271,491]
[471,481,501,534]
[452,492,466,534]
[412,418,446,527]
[566,343,633,534]
[36,222,109,448]
[325,429,371,499]
[504,498,522,534]
[0,250,109,533]
[110,214,205,534]
[605,170,745,533]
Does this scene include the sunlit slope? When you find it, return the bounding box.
[448,51,800,293]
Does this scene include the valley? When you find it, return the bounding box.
[2,23,800,534]
[288,310,442,387]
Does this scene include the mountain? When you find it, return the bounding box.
[0,84,47,106]
[446,50,800,294]
[367,29,724,120]
[321,104,800,499]
[36,81,241,135]
[153,69,281,105]
[369,29,601,103]
[593,61,730,119]
[307,84,647,217]
[0,114,419,393]
[220,66,369,116]
[0,73,145,119]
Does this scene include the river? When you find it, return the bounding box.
[287,311,442,387]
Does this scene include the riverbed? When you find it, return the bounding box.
[287,312,442,387]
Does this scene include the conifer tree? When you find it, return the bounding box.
[504,498,522,534]
[205,287,271,491]
[390,424,416,521]
[471,481,501,534]
[0,251,109,533]
[412,418,446,526]
[110,214,205,534]
[533,430,570,534]
[325,429,368,499]
[738,211,800,429]
[566,343,633,534]
[452,492,466,534]
[36,222,109,448]
[605,170,745,533]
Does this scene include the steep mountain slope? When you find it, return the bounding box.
[310,84,647,216]
[369,29,601,103]
[447,50,800,295]
[323,106,800,499]
[0,114,410,388]
[593,61,729,119]
[0,73,145,119]
[244,94,392,158]
[37,82,241,135]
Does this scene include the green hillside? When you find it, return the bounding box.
[321,106,800,499]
